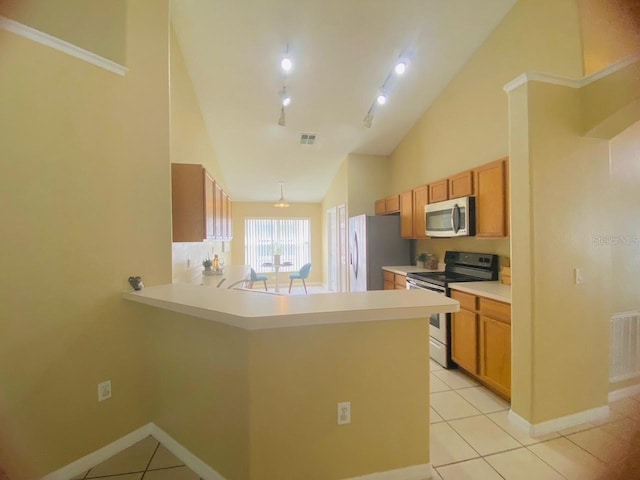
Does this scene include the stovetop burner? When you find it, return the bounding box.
[407,251,499,287]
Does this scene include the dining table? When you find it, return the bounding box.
[261,261,293,293]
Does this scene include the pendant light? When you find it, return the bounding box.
[274,182,290,208]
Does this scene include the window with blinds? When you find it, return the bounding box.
[245,218,311,273]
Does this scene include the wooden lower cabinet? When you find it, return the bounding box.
[400,190,413,238]
[480,316,511,398]
[383,270,406,290]
[451,307,478,374]
[450,289,511,399]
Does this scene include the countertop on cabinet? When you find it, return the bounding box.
[448,281,511,304]
[123,283,459,331]
[382,265,444,276]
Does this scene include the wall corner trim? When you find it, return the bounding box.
[0,15,128,76]
[40,423,228,480]
[508,405,610,437]
[503,53,640,93]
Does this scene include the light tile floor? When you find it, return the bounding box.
[69,360,640,480]
[428,359,640,480]
[70,436,201,480]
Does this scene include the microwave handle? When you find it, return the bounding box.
[452,204,460,233]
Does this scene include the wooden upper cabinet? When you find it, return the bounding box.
[171,163,209,242]
[412,185,429,240]
[428,179,448,203]
[171,163,233,242]
[448,171,474,199]
[474,158,507,237]
[204,171,215,240]
[385,194,400,213]
[399,190,413,238]
[225,193,233,240]
[374,194,401,215]
[213,182,223,239]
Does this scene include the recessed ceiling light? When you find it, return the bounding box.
[376,94,387,105]
[394,61,406,75]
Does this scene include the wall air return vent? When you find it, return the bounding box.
[299,133,317,145]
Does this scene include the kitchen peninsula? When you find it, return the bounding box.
[124,285,459,480]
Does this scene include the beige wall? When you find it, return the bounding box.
[169,29,231,282]
[388,0,586,264]
[0,0,127,65]
[0,1,171,477]
[230,202,323,285]
[248,319,429,480]
[578,0,640,74]
[389,0,584,196]
[526,81,611,422]
[149,308,250,480]
[609,121,640,313]
[346,154,391,217]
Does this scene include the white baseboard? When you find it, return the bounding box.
[508,405,610,436]
[609,383,640,403]
[42,424,427,480]
[342,463,432,480]
[41,424,153,480]
[149,424,227,480]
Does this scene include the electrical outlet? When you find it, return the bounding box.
[98,380,112,402]
[337,401,351,425]
[574,267,584,284]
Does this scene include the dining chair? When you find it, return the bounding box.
[249,268,268,291]
[288,263,312,294]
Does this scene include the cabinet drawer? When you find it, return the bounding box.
[451,290,478,311]
[383,270,395,283]
[480,298,511,324]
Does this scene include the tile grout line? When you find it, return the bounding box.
[139,440,160,480]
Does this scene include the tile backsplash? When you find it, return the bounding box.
[172,241,232,284]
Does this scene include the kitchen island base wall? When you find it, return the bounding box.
[146,307,431,480]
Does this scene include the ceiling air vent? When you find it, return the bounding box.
[299,133,317,145]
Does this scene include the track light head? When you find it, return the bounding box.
[278,106,286,126]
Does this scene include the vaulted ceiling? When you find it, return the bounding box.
[171,0,517,203]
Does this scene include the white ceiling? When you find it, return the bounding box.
[171,0,517,203]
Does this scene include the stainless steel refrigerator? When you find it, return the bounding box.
[348,214,411,291]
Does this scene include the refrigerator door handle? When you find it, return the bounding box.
[353,231,359,279]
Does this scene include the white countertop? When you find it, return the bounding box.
[448,281,511,304]
[382,265,443,275]
[123,283,459,330]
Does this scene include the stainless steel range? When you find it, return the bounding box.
[406,251,499,368]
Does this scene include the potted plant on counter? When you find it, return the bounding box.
[203,258,214,276]
[416,253,428,268]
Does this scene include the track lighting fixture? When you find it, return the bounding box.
[363,54,410,128]
[278,46,293,126]
[281,56,293,73]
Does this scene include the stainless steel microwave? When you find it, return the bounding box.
[425,196,475,237]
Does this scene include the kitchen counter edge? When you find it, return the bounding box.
[123,283,460,331]
[448,281,511,304]
[382,265,443,276]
